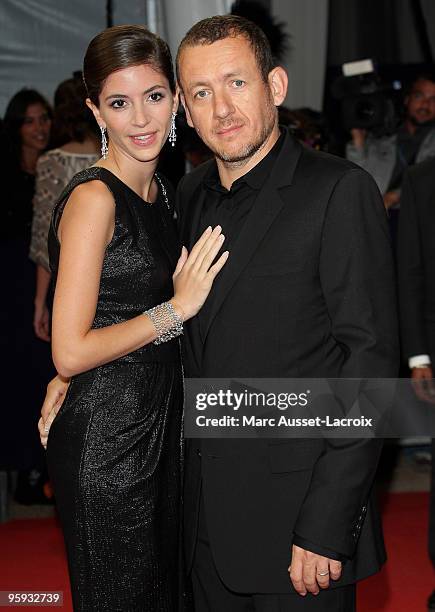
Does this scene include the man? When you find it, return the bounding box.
[41,16,398,611]
[398,158,435,380]
[397,157,435,610]
[346,71,435,209]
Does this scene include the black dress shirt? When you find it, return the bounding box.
[197,131,285,336]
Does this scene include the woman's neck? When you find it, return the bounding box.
[97,150,159,203]
[21,146,39,175]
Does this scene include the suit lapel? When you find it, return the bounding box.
[179,181,208,375]
[200,131,303,343]
[183,184,206,251]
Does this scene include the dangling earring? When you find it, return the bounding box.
[100,125,108,159]
[168,112,177,147]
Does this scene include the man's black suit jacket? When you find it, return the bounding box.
[398,157,435,362]
[177,129,399,594]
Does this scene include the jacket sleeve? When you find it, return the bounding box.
[293,168,399,558]
[397,170,428,359]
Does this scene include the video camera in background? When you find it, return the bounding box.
[331,59,403,135]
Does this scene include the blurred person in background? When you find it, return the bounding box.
[397,156,435,610]
[178,113,214,171]
[279,106,331,151]
[346,70,435,209]
[30,72,99,342]
[0,89,54,503]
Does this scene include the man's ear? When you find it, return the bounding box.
[177,86,194,128]
[86,98,105,130]
[268,67,288,107]
[172,88,180,114]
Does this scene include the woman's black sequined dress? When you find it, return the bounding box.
[46,167,183,611]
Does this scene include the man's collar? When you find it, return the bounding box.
[400,119,435,137]
[201,127,293,192]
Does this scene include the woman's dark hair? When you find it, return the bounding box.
[83,25,175,106]
[51,72,98,147]
[3,89,52,166]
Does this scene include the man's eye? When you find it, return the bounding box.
[149,92,164,102]
[195,90,209,99]
[110,99,126,109]
[233,80,245,88]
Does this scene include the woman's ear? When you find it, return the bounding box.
[86,98,105,130]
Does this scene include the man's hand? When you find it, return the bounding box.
[383,190,400,210]
[34,300,50,342]
[289,544,342,596]
[38,375,70,449]
[411,365,435,404]
[350,128,366,149]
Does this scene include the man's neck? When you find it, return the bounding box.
[404,117,435,136]
[216,124,281,190]
[404,119,417,136]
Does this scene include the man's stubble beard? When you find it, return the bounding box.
[408,112,434,127]
[212,104,277,169]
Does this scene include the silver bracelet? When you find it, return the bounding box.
[144,301,183,345]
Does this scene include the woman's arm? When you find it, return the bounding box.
[34,264,51,341]
[52,179,160,377]
[52,180,227,378]
[31,155,53,341]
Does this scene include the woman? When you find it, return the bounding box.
[0,89,54,502]
[44,25,228,611]
[30,73,99,342]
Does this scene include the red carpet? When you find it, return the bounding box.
[358,492,435,611]
[0,516,72,611]
[0,493,433,611]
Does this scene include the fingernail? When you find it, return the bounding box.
[219,234,225,241]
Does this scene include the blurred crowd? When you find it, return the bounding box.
[0,73,100,504]
[0,3,435,560]
[1,63,435,505]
